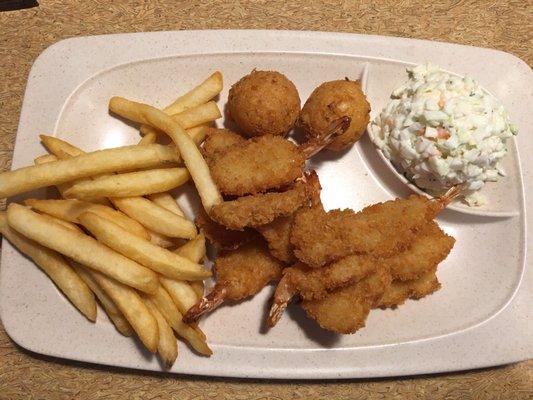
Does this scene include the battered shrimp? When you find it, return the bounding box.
[388,221,455,281]
[291,189,459,268]
[183,239,283,323]
[206,117,349,196]
[202,128,245,159]
[300,267,391,334]
[378,267,440,309]
[196,207,258,250]
[209,170,320,231]
[256,215,295,264]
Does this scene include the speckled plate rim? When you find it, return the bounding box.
[1,30,531,379]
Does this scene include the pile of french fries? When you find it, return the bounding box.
[0,72,225,367]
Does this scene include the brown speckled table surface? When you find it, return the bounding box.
[0,1,532,399]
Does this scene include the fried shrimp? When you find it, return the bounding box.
[378,267,441,309]
[256,215,295,263]
[388,221,455,281]
[183,239,283,323]
[209,170,320,230]
[206,117,349,196]
[291,189,459,268]
[202,128,245,158]
[300,267,391,334]
[196,207,258,250]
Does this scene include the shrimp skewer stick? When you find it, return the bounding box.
[183,239,283,323]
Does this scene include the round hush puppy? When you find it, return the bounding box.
[298,79,370,151]
[227,70,300,137]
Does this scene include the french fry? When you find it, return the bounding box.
[35,212,84,233]
[64,168,190,199]
[140,101,221,137]
[159,276,199,315]
[175,234,207,299]
[0,143,180,198]
[112,196,197,239]
[165,71,222,115]
[139,71,222,137]
[148,285,211,356]
[0,212,96,321]
[138,131,157,145]
[91,270,159,353]
[40,135,85,157]
[79,211,210,280]
[184,125,210,146]
[143,297,178,367]
[109,97,222,211]
[7,203,158,294]
[175,232,206,263]
[71,262,133,336]
[34,154,110,206]
[25,198,150,240]
[148,192,185,217]
[148,230,179,248]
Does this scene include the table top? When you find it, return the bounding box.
[0,1,531,398]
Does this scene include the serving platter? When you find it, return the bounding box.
[0,30,531,379]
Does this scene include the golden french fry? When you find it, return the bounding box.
[112,196,197,239]
[64,168,190,199]
[159,276,199,315]
[143,297,178,367]
[91,270,159,352]
[148,285,211,356]
[175,233,207,300]
[175,232,206,263]
[7,204,158,294]
[79,211,210,280]
[138,131,157,145]
[148,192,185,217]
[148,230,179,248]
[34,154,111,206]
[109,97,222,211]
[40,135,85,157]
[184,125,209,146]
[71,262,133,336]
[165,71,222,115]
[35,212,84,233]
[0,212,96,321]
[140,101,221,137]
[0,143,180,198]
[25,198,150,240]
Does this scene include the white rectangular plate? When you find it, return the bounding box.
[1,30,532,379]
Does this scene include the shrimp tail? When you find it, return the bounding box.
[183,286,227,324]
[300,116,351,158]
[267,274,297,328]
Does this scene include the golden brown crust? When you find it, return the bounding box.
[202,128,246,160]
[256,215,295,263]
[298,79,370,151]
[208,135,305,196]
[301,267,391,334]
[228,70,300,137]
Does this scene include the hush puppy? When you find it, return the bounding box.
[298,79,370,151]
[228,70,300,137]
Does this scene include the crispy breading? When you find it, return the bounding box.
[196,207,257,250]
[215,239,283,300]
[387,221,455,281]
[301,267,391,334]
[209,178,313,230]
[256,215,295,263]
[208,135,306,196]
[202,128,246,160]
[283,254,378,301]
[291,195,446,268]
[378,267,440,309]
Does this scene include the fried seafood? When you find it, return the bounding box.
[298,79,370,151]
[300,267,391,334]
[256,215,295,264]
[378,267,441,309]
[388,221,455,281]
[205,117,349,196]
[183,239,283,323]
[209,170,320,231]
[291,189,459,268]
[196,207,258,250]
[228,70,300,137]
